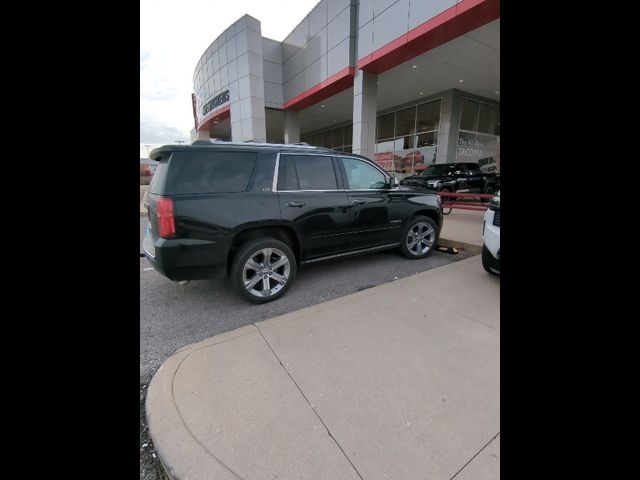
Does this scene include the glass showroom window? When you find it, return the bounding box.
[457,98,500,173]
[301,124,353,152]
[374,98,441,176]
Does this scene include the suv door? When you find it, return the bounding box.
[337,156,402,249]
[458,164,484,193]
[276,153,351,260]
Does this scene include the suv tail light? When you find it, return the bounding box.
[156,197,176,238]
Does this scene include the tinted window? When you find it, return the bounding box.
[149,160,169,194]
[278,155,338,190]
[377,112,395,140]
[322,131,333,148]
[460,99,480,131]
[341,157,387,190]
[311,133,322,146]
[395,106,416,137]
[416,99,441,132]
[167,151,257,194]
[416,131,436,148]
[277,155,299,190]
[332,127,344,148]
[478,103,498,135]
[421,164,456,176]
[344,124,353,147]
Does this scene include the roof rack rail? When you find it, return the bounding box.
[184,140,324,149]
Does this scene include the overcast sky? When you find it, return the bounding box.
[140,0,321,158]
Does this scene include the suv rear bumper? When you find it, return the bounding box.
[143,233,232,281]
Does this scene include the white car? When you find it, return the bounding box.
[482,191,500,275]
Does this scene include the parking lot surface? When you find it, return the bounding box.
[140,248,471,382]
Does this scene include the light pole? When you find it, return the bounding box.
[175,140,184,145]
[144,144,152,157]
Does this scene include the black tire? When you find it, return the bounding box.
[399,216,439,260]
[481,244,500,275]
[230,237,297,304]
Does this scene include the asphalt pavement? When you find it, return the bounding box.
[140,248,471,383]
[145,255,499,480]
[140,217,474,479]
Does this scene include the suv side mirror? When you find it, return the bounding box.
[388,177,399,189]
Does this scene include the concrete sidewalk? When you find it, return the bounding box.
[439,209,485,253]
[146,255,500,480]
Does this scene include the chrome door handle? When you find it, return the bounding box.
[351,199,366,205]
[286,201,306,208]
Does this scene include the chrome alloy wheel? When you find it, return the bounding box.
[406,222,435,256]
[242,247,291,298]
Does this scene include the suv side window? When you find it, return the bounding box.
[278,155,338,190]
[340,157,387,190]
[167,151,257,194]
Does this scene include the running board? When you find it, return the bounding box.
[301,243,401,265]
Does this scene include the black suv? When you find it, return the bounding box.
[400,162,499,196]
[143,142,443,303]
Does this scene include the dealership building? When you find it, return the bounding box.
[190,0,499,176]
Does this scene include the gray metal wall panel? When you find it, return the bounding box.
[357,20,374,59]
[305,56,328,88]
[262,39,282,63]
[309,0,328,37]
[327,38,351,77]
[283,72,306,101]
[373,0,398,16]
[409,0,456,30]
[283,48,305,83]
[263,61,283,85]
[371,0,409,52]
[359,0,374,28]
[328,5,351,50]
[264,82,284,106]
[328,0,351,21]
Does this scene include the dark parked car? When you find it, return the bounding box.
[143,141,443,303]
[400,162,499,196]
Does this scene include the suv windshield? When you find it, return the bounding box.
[420,164,455,176]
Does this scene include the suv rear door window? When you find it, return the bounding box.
[166,151,257,194]
[278,155,338,190]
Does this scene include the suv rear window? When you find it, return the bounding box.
[278,155,338,190]
[149,160,169,194]
[165,151,257,194]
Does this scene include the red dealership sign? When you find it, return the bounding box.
[374,152,394,171]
